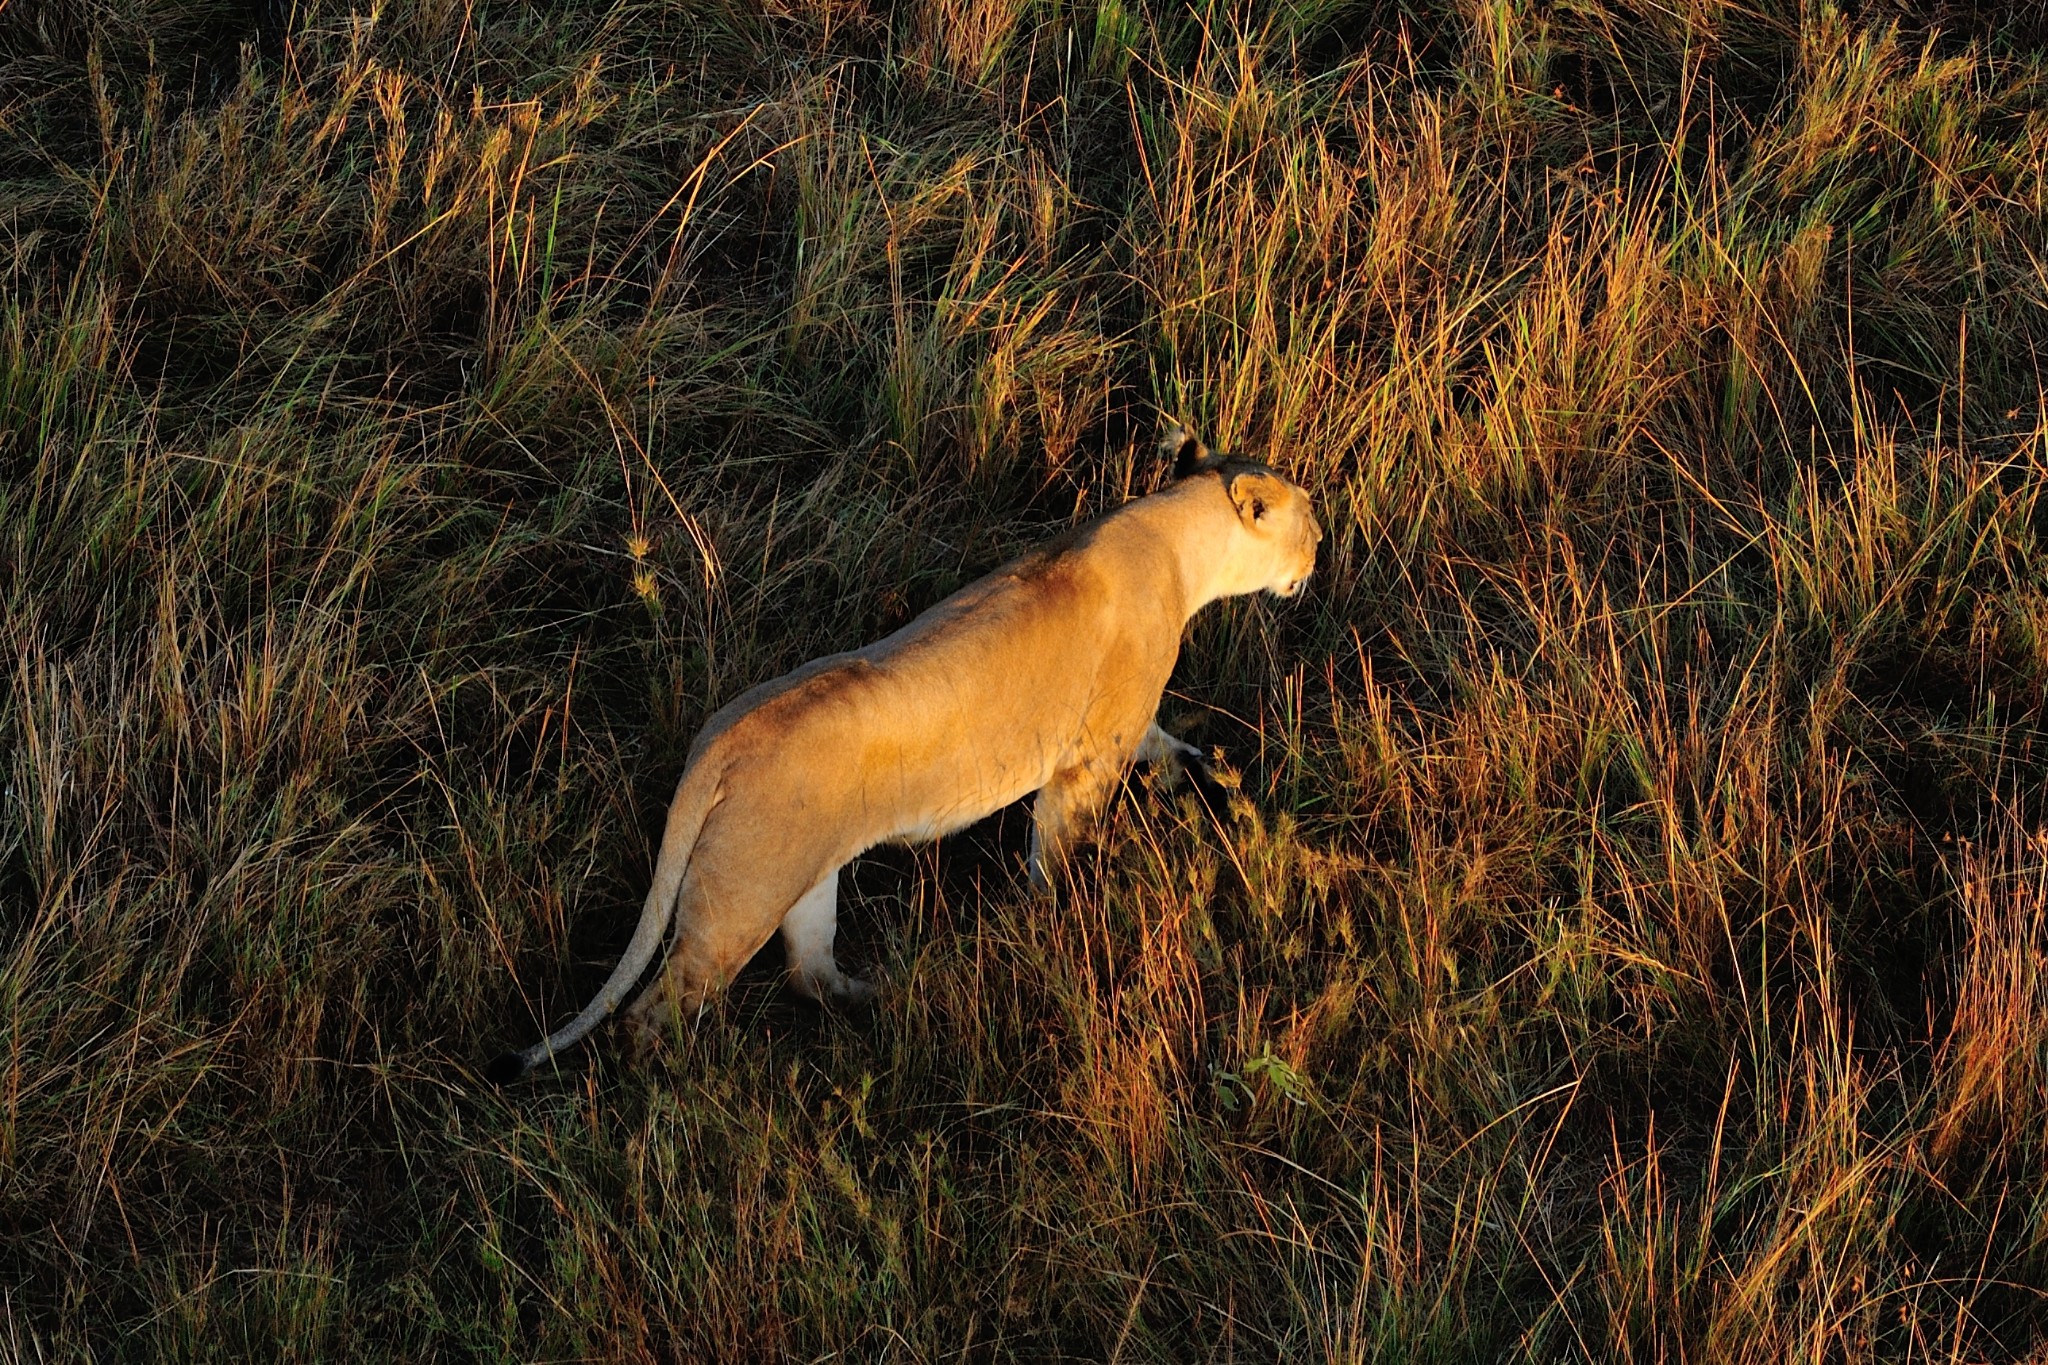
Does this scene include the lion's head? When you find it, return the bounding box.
[1161,426,1323,600]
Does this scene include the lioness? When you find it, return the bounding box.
[488,429,1320,1081]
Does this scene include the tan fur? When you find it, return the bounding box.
[491,441,1319,1079]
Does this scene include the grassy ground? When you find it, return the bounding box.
[6,0,2048,1357]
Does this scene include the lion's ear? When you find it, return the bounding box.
[1228,470,1279,527]
[1162,425,1217,479]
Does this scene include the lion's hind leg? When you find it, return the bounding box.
[620,845,812,1048]
[781,867,875,1006]
[617,887,737,1054]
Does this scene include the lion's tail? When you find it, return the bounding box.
[485,762,722,1084]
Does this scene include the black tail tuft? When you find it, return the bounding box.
[484,1051,528,1086]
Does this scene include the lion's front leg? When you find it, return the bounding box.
[1135,721,1202,766]
[1028,762,1121,897]
[1136,718,1230,810]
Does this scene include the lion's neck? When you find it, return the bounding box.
[1104,480,1241,623]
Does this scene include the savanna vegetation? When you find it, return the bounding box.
[7,0,2048,1356]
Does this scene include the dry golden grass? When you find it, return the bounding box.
[6,0,2048,1357]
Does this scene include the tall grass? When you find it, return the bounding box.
[5,0,2048,1357]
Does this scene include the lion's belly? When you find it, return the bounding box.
[862,729,1062,845]
[852,663,1151,846]
[888,793,1025,844]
